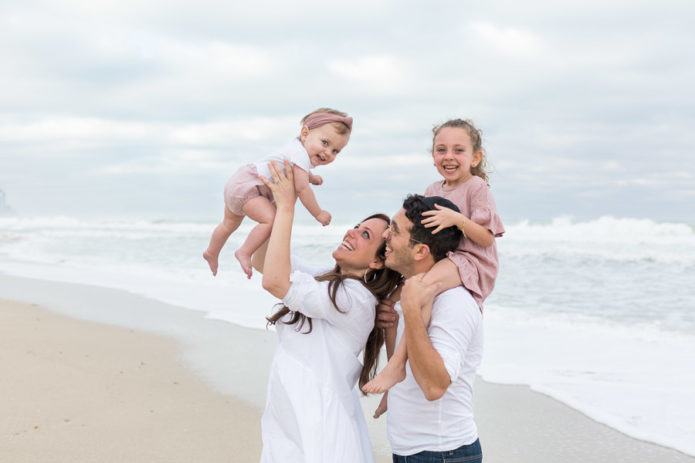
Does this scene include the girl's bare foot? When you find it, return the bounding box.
[373,392,388,419]
[235,249,253,279]
[203,250,219,276]
[362,361,406,394]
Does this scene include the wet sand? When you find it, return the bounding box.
[1,274,693,462]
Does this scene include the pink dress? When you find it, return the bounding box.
[425,176,505,310]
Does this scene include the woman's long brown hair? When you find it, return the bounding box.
[266,213,401,393]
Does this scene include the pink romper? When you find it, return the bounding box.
[425,176,505,310]
[223,138,312,216]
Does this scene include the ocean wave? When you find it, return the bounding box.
[507,215,694,241]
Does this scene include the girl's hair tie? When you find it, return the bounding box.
[303,112,353,131]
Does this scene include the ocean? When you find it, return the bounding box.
[1,215,694,456]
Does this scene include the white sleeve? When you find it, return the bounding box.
[281,275,376,329]
[290,253,332,276]
[427,290,482,381]
[289,142,312,173]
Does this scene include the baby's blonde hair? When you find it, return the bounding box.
[301,108,351,135]
[432,118,489,184]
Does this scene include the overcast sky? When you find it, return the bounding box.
[1,0,693,223]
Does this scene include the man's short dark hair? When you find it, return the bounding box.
[402,194,462,261]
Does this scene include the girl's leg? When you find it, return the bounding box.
[362,259,461,393]
[204,206,244,276]
[235,196,276,278]
[373,392,388,419]
[362,285,406,394]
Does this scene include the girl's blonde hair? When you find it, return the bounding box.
[432,118,489,184]
[301,107,351,135]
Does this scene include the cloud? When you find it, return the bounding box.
[470,22,542,58]
[1,0,694,221]
[327,55,415,93]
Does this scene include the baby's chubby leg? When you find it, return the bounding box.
[204,206,244,276]
[235,196,276,278]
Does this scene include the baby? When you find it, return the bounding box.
[204,108,353,278]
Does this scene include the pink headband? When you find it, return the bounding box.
[303,112,353,131]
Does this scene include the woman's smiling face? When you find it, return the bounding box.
[332,217,388,277]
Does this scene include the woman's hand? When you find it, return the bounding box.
[375,297,398,329]
[259,160,297,210]
[421,203,463,234]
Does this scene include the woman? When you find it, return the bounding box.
[252,160,401,462]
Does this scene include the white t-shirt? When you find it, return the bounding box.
[260,257,377,463]
[255,138,312,179]
[386,286,483,456]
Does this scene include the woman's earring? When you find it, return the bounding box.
[363,271,370,284]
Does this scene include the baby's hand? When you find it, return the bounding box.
[421,203,462,234]
[309,174,323,186]
[315,210,331,226]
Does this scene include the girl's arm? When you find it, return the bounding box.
[421,204,494,247]
[308,171,323,185]
[259,160,297,299]
[294,165,331,226]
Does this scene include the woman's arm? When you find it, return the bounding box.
[259,160,296,299]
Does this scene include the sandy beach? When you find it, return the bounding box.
[2,274,693,463]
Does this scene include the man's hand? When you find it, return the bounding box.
[401,273,439,316]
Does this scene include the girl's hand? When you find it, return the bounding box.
[309,173,323,186]
[421,203,463,234]
[259,160,296,209]
[315,209,331,226]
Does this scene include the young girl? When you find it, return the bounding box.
[363,118,505,399]
[203,108,353,278]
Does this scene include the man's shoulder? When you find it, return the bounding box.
[435,285,476,303]
[433,287,480,319]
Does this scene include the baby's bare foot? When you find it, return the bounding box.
[235,249,252,279]
[203,250,219,276]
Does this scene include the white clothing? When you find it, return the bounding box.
[260,258,376,463]
[255,138,313,179]
[386,287,483,456]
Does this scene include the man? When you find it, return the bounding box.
[381,194,483,463]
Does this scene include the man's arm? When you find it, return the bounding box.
[400,274,451,401]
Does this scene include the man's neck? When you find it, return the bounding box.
[401,260,435,279]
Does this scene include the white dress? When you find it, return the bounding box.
[260,259,377,463]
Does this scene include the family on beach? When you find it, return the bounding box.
[203,109,504,463]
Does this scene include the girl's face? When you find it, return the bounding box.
[300,124,349,167]
[432,127,482,188]
[332,217,387,278]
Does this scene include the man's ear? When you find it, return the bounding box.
[412,243,431,262]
